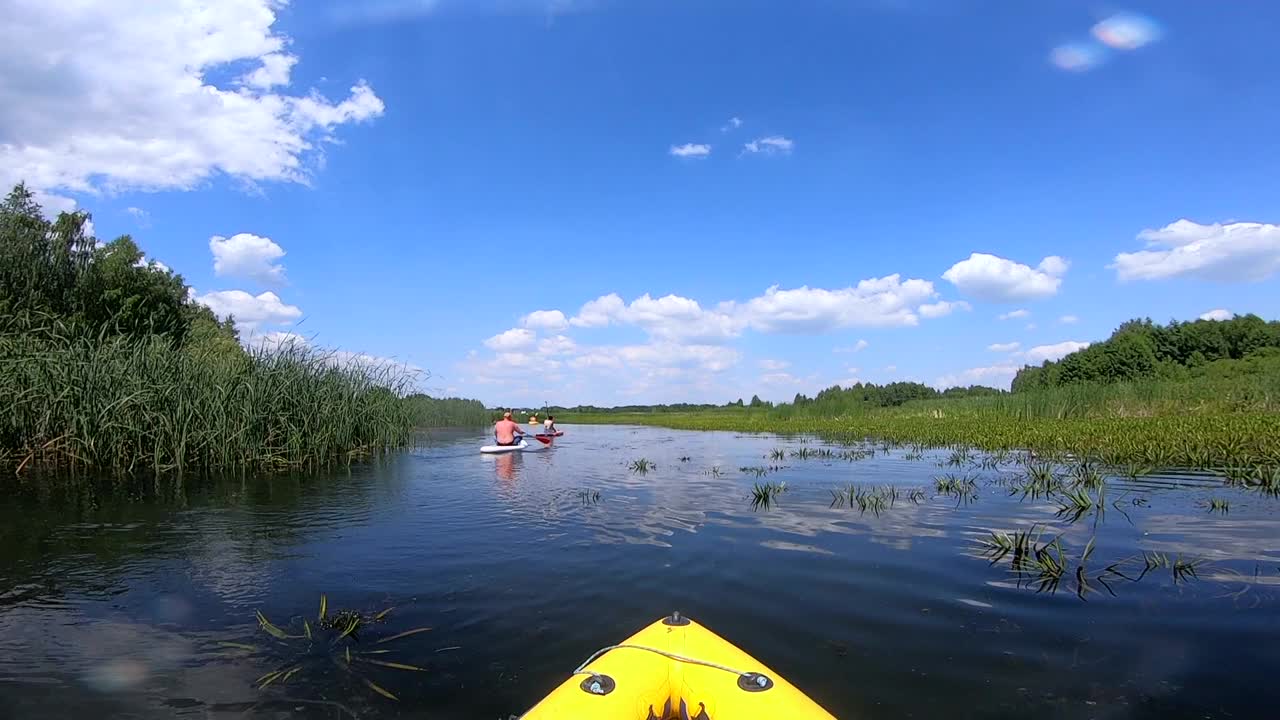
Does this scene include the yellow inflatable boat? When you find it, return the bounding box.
[520,613,837,719]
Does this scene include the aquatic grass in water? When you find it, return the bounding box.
[1012,463,1062,500]
[1070,460,1106,490]
[628,458,655,474]
[740,466,771,478]
[750,480,788,509]
[830,484,925,513]
[982,524,1209,599]
[1056,484,1107,524]
[222,594,431,703]
[934,474,979,504]
[1223,465,1280,496]
[769,448,786,461]
[1137,552,1203,584]
[1206,497,1229,514]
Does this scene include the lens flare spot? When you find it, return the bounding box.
[1092,12,1161,51]
[84,658,149,692]
[1050,43,1103,72]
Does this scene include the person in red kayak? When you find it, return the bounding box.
[542,415,557,434]
[494,411,526,446]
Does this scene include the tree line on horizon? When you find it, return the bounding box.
[548,314,1279,416]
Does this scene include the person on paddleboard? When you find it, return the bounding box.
[543,415,557,434]
[494,412,526,446]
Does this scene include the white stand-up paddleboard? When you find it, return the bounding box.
[481,440,529,454]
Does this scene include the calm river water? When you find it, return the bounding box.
[2,425,1278,719]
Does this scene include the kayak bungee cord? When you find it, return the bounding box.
[571,643,766,692]
[517,614,837,718]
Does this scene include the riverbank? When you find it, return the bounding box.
[560,410,1280,470]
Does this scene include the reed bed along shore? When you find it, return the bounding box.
[1,327,416,477]
[562,410,1280,469]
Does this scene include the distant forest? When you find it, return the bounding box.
[1012,314,1279,390]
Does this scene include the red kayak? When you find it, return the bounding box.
[532,431,563,446]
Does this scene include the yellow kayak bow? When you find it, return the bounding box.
[520,613,838,719]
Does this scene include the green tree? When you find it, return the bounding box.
[0,182,239,351]
[0,183,94,316]
[74,236,194,345]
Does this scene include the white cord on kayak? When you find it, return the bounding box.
[571,643,751,679]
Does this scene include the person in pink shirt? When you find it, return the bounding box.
[493,411,526,446]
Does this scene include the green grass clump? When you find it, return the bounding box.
[1011,463,1062,500]
[1223,465,1280,495]
[946,447,972,466]
[1,328,414,477]
[750,480,788,509]
[628,458,655,474]
[933,474,978,503]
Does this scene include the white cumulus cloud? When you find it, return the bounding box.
[1050,43,1103,72]
[570,293,626,328]
[537,334,577,356]
[571,277,939,338]
[759,359,790,371]
[241,52,297,89]
[0,0,384,200]
[1092,12,1161,51]
[195,290,302,330]
[834,339,870,354]
[1024,340,1090,364]
[943,253,1069,302]
[569,342,739,374]
[670,143,712,158]
[484,328,537,352]
[245,330,310,353]
[999,309,1030,320]
[1111,220,1280,282]
[934,363,1021,390]
[918,300,971,319]
[522,309,569,332]
[760,372,802,386]
[721,117,743,132]
[743,136,794,155]
[210,233,286,285]
[740,276,936,332]
[624,293,742,343]
[987,342,1021,352]
[125,207,151,227]
[1058,314,1079,325]
[1199,309,1232,322]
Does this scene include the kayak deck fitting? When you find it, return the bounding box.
[520,613,837,719]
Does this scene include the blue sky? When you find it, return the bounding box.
[5,0,1278,405]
